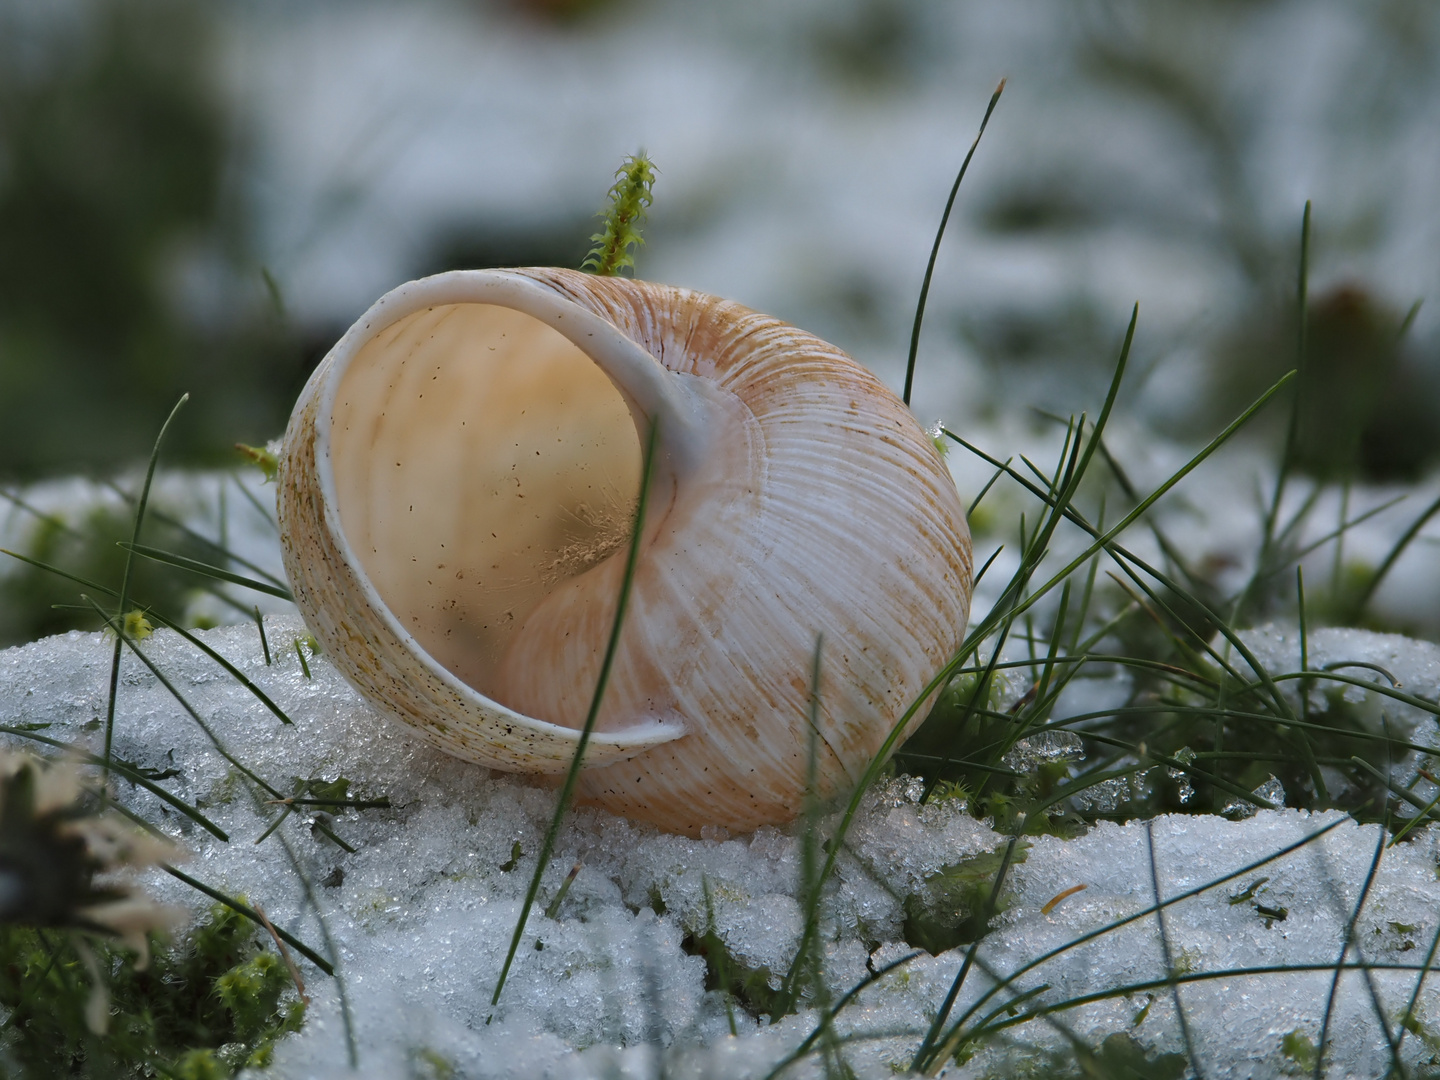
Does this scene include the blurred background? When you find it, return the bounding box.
[0,0,1437,641]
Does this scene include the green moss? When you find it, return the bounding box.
[0,902,306,1077]
[580,154,657,278]
[681,927,786,1020]
[1280,1028,1317,1073]
[902,842,1030,956]
[412,1047,458,1080]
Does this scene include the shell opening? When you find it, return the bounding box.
[329,302,642,709]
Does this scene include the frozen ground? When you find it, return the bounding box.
[4,618,1440,1078]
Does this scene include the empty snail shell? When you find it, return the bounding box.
[277,267,972,836]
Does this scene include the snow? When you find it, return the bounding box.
[4,620,1440,1078]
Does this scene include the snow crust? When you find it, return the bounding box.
[3,621,1440,1078]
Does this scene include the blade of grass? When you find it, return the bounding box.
[913,832,1023,1072]
[1314,818,1391,1080]
[104,479,288,589]
[777,636,828,1013]
[116,543,293,600]
[788,316,1146,990]
[0,724,228,840]
[968,960,1433,1043]
[941,817,1347,1044]
[490,419,659,1009]
[0,550,297,726]
[1348,492,1440,621]
[0,488,87,541]
[161,864,332,974]
[1237,201,1310,624]
[85,597,285,801]
[253,607,272,665]
[231,470,281,534]
[763,951,922,1080]
[967,458,1013,518]
[903,79,1005,406]
[1266,493,1407,574]
[954,367,1294,639]
[1145,819,1202,1078]
[971,544,1005,588]
[1395,886,1440,1057]
[273,828,358,1066]
[948,434,1308,724]
[104,394,188,778]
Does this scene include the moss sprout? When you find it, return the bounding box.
[580,154,657,278]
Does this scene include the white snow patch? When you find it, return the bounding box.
[3,622,1440,1077]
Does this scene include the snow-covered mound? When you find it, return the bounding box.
[3,620,1439,1078]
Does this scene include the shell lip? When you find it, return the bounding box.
[307,268,687,754]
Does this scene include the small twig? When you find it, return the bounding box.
[1040,884,1087,916]
[254,902,310,1006]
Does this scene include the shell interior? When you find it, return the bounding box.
[329,302,641,715]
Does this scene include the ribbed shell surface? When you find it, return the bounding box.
[278,268,972,836]
[498,270,972,833]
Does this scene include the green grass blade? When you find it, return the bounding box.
[971,960,1433,1043]
[971,544,1005,587]
[1394,894,1440,1056]
[776,636,829,1015]
[1,548,116,597]
[943,818,1347,1041]
[104,479,289,589]
[161,864,333,975]
[231,470,281,535]
[1314,821,1391,1080]
[1348,492,1440,621]
[0,488,86,541]
[913,833,1022,1071]
[971,367,1294,635]
[903,79,1004,406]
[949,424,1306,723]
[763,951,921,1080]
[491,419,660,1009]
[116,542,294,600]
[141,611,295,726]
[105,394,188,777]
[966,458,1012,518]
[271,829,359,1065]
[0,724,229,840]
[254,607,272,665]
[786,317,1150,978]
[0,549,296,727]
[85,597,285,802]
[1241,201,1310,623]
[1145,819,1202,1077]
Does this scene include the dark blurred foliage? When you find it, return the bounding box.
[0,0,312,480]
[428,216,594,280]
[1213,284,1440,482]
[500,0,628,23]
[0,498,221,647]
[807,0,931,89]
[958,300,1116,377]
[0,902,306,1077]
[967,0,1440,478]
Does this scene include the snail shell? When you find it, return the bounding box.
[277,268,972,836]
